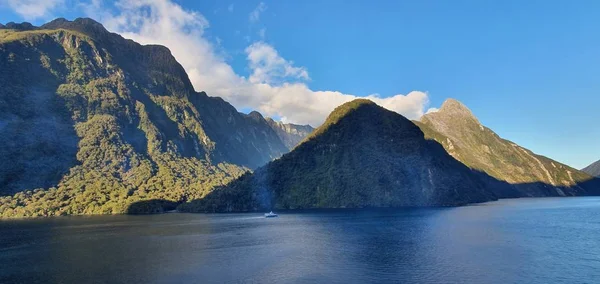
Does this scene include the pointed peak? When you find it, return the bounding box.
[247,111,266,122]
[582,159,600,177]
[438,98,476,118]
[440,98,468,110]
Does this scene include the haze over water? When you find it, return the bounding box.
[1,197,599,283]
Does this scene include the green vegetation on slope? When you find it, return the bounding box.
[0,18,290,218]
[179,99,499,213]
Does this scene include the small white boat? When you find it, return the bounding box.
[264,211,278,218]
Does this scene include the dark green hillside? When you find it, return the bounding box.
[0,18,289,217]
[180,99,499,212]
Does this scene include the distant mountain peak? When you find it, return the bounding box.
[582,160,600,177]
[438,98,476,117]
[2,21,36,31]
[264,117,315,150]
[421,98,481,132]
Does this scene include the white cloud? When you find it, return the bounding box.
[227,3,234,12]
[73,0,432,126]
[241,85,429,125]
[249,2,266,23]
[3,0,64,20]
[246,41,308,84]
[426,107,439,114]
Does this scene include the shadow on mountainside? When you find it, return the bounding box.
[0,44,80,196]
[174,169,600,214]
[123,104,600,215]
[173,138,600,214]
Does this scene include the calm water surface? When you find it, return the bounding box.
[1,197,599,283]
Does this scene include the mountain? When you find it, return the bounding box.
[417,99,595,196]
[265,117,314,150]
[582,160,600,177]
[0,18,291,217]
[245,111,313,151]
[180,99,501,212]
[2,22,36,31]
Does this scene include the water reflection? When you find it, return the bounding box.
[1,197,600,283]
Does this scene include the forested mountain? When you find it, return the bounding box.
[0,18,596,218]
[180,99,501,212]
[0,18,298,217]
[582,160,600,177]
[417,99,595,196]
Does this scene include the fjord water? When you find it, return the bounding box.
[1,198,599,283]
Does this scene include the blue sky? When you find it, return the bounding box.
[0,0,599,169]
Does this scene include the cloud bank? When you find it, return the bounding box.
[2,0,64,20]
[7,0,433,126]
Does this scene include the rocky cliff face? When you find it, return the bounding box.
[180,99,499,212]
[265,117,314,150]
[0,18,289,217]
[418,99,594,196]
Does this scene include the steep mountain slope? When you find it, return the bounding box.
[180,99,500,212]
[582,160,600,177]
[0,18,288,217]
[418,99,594,196]
[265,117,314,149]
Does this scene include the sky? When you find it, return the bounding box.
[0,0,598,169]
